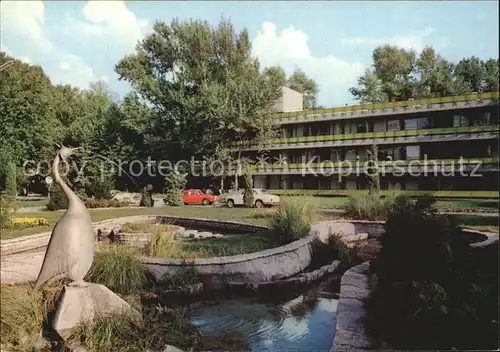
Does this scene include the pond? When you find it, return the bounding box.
[181,277,339,351]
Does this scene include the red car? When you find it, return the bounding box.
[181,189,217,205]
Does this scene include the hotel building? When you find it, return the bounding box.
[243,91,499,196]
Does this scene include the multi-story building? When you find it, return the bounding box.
[243,92,499,195]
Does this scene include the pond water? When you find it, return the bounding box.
[185,277,339,351]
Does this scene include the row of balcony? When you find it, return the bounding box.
[247,157,499,171]
[269,124,499,146]
[273,92,500,120]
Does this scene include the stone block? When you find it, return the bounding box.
[53,283,139,340]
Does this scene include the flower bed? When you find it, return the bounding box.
[9,217,49,228]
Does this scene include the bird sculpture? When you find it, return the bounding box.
[34,144,95,289]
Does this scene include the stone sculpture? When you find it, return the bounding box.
[34,145,138,341]
[35,144,94,289]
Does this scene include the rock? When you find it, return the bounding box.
[343,233,368,243]
[53,283,140,340]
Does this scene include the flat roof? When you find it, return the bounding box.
[274,92,499,119]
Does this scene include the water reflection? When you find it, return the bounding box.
[189,283,338,351]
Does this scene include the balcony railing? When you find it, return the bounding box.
[249,157,499,171]
[271,124,499,145]
[274,92,500,120]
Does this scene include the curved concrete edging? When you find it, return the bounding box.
[332,261,374,351]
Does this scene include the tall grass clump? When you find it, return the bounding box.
[0,281,67,351]
[344,190,400,221]
[269,197,317,244]
[147,226,181,258]
[69,307,200,352]
[85,244,148,294]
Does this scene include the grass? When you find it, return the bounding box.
[284,196,499,212]
[0,280,67,351]
[269,197,318,244]
[344,191,400,221]
[85,244,149,294]
[2,206,270,239]
[121,222,279,259]
[454,214,499,234]
[68,307,201,352]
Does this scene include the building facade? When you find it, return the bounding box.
[243,92,499,194]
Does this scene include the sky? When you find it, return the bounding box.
[1,1,498,107]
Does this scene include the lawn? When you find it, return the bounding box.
[2,206,274,240]
[2,201,497,240]
[122,222,278,258]
[281,196,499,212]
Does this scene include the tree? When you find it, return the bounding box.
[483,58,499,92]
[0,53,64,168]
[366,143,380,195]
[116,18,281,186]
[454,57,485,93]
[286,68,319,109]
[263,65,287,87]
[163,169,187,206]
[349,69,388,104]
[349,44,499,103]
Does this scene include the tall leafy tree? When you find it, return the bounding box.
[349,69,388,104]
[115,18,281,187]
[0,53,64,169]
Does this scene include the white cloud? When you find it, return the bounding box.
[341,26,436,52]
[62,1,149,55]
[252,22,364,106]
[0,1,98,88]
[0,0,53,53]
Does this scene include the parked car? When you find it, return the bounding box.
[181,189,217,205]
[225,188,280,208]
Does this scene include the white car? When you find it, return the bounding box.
[225,188,280,208]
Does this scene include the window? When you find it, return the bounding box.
[417,117,429,129]
[406,145,420,160]
[387,119,401,131]
[357,123,367,133]
[405,118,418,130]
[453,114,468,127]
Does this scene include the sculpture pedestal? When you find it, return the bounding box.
[53,283,139,340]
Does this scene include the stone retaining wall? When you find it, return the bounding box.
[156,216,268,233]
[332,261,374,351]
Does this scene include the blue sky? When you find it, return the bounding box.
[1,1,498,106]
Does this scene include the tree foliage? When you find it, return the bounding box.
[115,18,282,166]
[350,45,499,103]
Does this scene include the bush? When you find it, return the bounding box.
[85,178,114,200]
[0,195,15,229]
[46,183,69,211]
[85,245,149,294]
[84,198,128,209]
[140,184,154,207]
[9,217,49,228]
[369,196,498,350]
[269,197,317,244]
[344,190,399,221]
[5,162,17,197]
[163,171,186,206]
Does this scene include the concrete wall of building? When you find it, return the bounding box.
[274,86,303,112]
